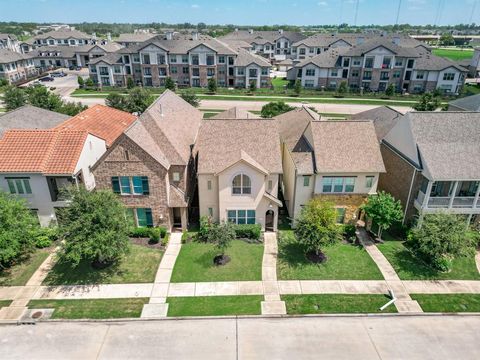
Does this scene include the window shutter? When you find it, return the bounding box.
[145,208,153,227]
[142,176,150,195]
[111,177,121,194]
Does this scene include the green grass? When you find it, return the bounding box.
[272,77,289,90]
[277,231,384,280]
[28,298,149,319]
[0,300,12,308]
[167,295,262,316]
[0,248,51,286]
[203,112,220,118]
[43,244,162,285]
[283,294,398,314]
[377,240,480,281]
[432,48,474,61]
[171,240,263,282]
[411,294,480,313]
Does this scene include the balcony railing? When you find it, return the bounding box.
[416,190,479,209]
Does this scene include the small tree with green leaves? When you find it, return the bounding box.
[180,90,200,107]
[0,192,38,268]
[362,191,403,240]
[165,77,176,91]
[25,85,63,111]
[208,221,236,265]
[57,187,130,268]
[249,80,256,93]
[77,76,85,88]
[293,199,343,262]
[413,92,441,111]
[294,79,302,96]
[126,77,135,89]
[57,101,87,116]
[408,213,476,272]
[385,83,395,97]
[1,85,26,111]
[207,78,217,94]
[85,77,95,88]
[260,101,294,118]
[105,92,128,111]
[125,87,155,114]
[0,78,8,87]
[337,81,348,96]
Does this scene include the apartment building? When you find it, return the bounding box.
[30,29,93,48]
[0,34,21,53]
[117,33,157,47]
[220,29,306,60]
[287,38,467,94]
[0,49,37,84]
[88,33,271,88]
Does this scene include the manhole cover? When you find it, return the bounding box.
[31,311,43,319]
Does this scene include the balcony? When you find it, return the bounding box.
[415,180,480,212]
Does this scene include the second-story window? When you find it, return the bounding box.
[366,176,374,188]
[7,178,32,195]
[142,54,150,64]
[322,177,355,193]
[218,56,225,64]
[232,174,251,195]
[237,67,245,76]
[249,69,257,77]
[182,55,189,63]
[111,176,149,195]
[192,55,199,65]
[306,69,315,76]
[207,180,212,190]
[364,57,374,69]
[169,55,176,63]
[443,72,455,81]
[303,176,310,187]
[99,66,109,75]
[173,172,180,182]
[206,55,215,66]
[157,54,166,64]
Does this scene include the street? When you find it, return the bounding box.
[1,315,480,359]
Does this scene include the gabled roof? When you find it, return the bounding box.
[210,107,259,119]
[117,33,157,43]
[295,47,349,68]
[0,105,69,138]
[32,29,91,40]
[233,48,271,67]
[0,49,33,63]
[195,119,283,175]
[414,51,467,72]
[169,185,188,207]
[351,106,404,141]
[54,105,136,147]
[309,121,385,174]
[448,94,480,111]
[342,38,421,58]
[0,130,91,175]
[215,150,269,176]
[220,30,306,44]
[124,90,203,168]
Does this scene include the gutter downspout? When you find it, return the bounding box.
[403,168,417,225]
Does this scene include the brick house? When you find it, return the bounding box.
[92,90,203,231]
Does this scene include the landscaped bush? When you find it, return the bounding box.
[233,224,261,240]
[341,224,357,241]
[32,227,59,248]
[198,216,213,242]
[129,226,167,243]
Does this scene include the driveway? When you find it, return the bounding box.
[21,68,89,98]
[1,315,479,359]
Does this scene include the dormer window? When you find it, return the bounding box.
[232,174,251,195]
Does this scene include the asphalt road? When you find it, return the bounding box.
[1,315,479,359]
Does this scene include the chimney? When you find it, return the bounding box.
[278,29,284,35]
[356,36,365,45]
[192,31,199,40]
[166,31,173,40]
[248,29,254,34]
[392,36,400,45]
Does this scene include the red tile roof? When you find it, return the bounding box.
[55,105,136,147]
[0,130,89,175]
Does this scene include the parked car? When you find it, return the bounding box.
[50,72,66,77]
[39,76,54,82]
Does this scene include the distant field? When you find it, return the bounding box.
[432,48,474,61]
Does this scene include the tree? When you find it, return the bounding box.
[207,221,236,265]
[124,87,155,114]
[207,78,217,94]
[260,101,294,118]
[58,101,88,116]
[413,92,441,111]
[439,33,455,46]
[1,85,26,111]
[362,191,403,240]
[85,78,95,87]
[164,77,176,91]
[249,80,256,93]
[126,77,135,89]
[385,83,395,97]
[337,81,348,95]
[293,199,343,262]
[25,85,63,111]
[408,213,476,272]
[180,90,200,107]
[57,187,130,268]
[0,192,38,268]
[0,78,8,87]
[294,79,302,96]
[77,76,84,88]
[105,93,127,111]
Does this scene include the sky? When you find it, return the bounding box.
[0,0,479,26]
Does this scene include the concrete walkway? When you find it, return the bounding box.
[476,249,480,274]
[140,232,182,318]
[356,228,423,313]
[261,233,286,315]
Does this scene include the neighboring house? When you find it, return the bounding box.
[220,29,306,60]
[0,105,69,138]
[92,90,203,231]
[379,112,480,226]
[0,34,21,53]
[287,37,467,94]
[0,49,37,84]
[117,33,157,47]
[351,106,405,141]
[0,129,106,226]
[467,47,480,77]
[88,32,271,88]
[29,29,93,47]
[448,93,480,111]
[277,107,385,224]
[195,119,283,231]
[210,107,259,119]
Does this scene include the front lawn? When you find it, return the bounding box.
[432,48,474,61]
[377,240,480,281]
[28,298,149,319]
[171,240,263,282]
[283,294,397,314]
[411,294,480,313]
[167,295,262,316]
[0,248,51,286]
[43,244,162,285]
[277,231,384,280]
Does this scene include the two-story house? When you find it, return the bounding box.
[277,107,385,224]
[92,90,203,231]
[379,111,480,227]
[195,119,283,231]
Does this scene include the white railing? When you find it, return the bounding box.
[428,197,450,207]
[452,197,475,208]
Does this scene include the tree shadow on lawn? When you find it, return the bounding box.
[193,248,220,270]
[384,243,440,279]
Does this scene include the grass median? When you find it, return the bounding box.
[167,295,263,316]
[411,294,480,313]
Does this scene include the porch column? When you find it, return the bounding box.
[181,208,187,232]
[448,181,459,209]
[422,181,433,208]
[474,181,480,209]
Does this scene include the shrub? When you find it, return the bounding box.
[233,224,261,240]
[161,233,169,246]
[198,215,213,242]
[129,226,166,243]
[342,224,356,239]
[180,91,200,107]
[127,77,135,89]
[32,226,59,248]
[34,236,52,248]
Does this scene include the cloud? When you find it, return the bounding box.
[191,4,199,8]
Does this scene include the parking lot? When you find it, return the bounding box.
[21,68,89,98]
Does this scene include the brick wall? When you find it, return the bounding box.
[314,193,368,224]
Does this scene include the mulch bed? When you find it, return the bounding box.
[305,250,327,264]
[129,237,165,249]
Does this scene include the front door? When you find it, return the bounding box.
[173,207,182,229]
[265,210,274,232]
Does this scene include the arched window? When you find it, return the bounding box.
[232,174,251,195]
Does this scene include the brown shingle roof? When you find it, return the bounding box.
[351,106,404,141]
[211,107,260,119]
[55,105,136,147]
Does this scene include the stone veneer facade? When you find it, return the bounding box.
[314,193,368,224]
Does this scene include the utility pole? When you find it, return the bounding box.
[395,0,402,25]
[353,0,359,27]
